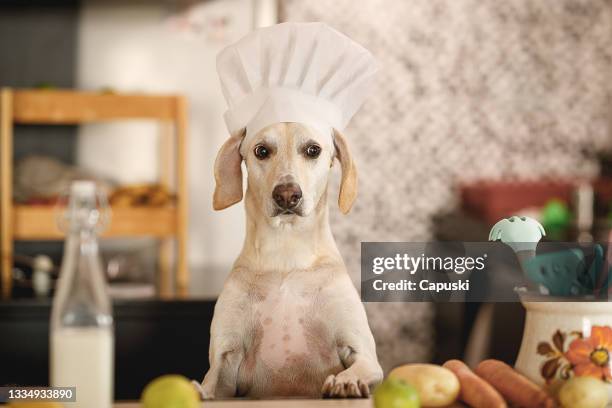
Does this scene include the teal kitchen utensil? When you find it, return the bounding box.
[489,216,546,254]
[586,244,603,293]
[524,249,586,296]
[524,244,605,296]
[489,215,546,268]
[489,216,546,290]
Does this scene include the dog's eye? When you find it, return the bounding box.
[304,144,321,159]
[254,144,270,160]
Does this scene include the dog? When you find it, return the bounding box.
[198,122,382,398]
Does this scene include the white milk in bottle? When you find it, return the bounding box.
[50,181,114,408]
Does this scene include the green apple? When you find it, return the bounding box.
[373,377,420,408]
[141,374,200,408]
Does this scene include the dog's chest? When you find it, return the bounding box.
[238,282,341,397]
[251,284,331,368]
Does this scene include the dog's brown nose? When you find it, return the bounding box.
[272,183,302,210]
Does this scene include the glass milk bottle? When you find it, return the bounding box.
[50,181,113,408]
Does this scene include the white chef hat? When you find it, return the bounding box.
[216,22,378,139]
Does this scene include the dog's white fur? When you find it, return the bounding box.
[199,123,382,398]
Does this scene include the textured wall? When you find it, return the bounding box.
[281,0,612,371]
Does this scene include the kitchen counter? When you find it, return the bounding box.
[116,401,371,408]
[115,400,464,407]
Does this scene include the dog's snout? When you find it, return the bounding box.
[272,182,302,210]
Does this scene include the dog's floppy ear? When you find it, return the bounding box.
[213,129,246,210]
[333,128,358,214]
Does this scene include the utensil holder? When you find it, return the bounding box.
[515,297,612,400]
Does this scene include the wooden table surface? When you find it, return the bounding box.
[116,400,373,408]
[115,400,465,407]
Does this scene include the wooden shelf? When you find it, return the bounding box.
[13,205,177,240]
[13,89,179,124]
[1,88,189,298]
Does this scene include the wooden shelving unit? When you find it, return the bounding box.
[0,88,189,299]
[13,205,178,239]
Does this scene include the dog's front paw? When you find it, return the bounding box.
[191,380,215,400]
[321,374,370,398]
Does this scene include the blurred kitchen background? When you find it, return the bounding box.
[2,0,612,400]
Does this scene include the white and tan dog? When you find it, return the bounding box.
[199,122,382,398]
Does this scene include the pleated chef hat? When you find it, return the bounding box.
[216,22,378,138]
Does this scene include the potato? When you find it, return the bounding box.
[558,376,608,408]
[389,363,460,407]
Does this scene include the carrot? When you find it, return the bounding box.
[475,359,555,408]
[443,359,507,408]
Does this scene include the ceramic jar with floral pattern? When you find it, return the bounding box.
[515,297,612,400]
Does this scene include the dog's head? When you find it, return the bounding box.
[212,123,357,220]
